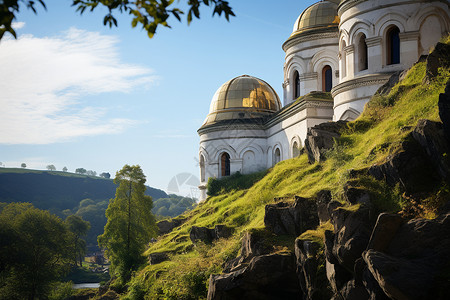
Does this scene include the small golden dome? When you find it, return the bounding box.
[292,1,339,34]
[202,75,281,126]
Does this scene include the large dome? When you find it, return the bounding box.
[202,75,281,126]
[292,0,339,34]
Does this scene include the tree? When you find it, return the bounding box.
[86,170,97,176]
[0,203,72,299]
[98,164,156,281]
[65,215,91,267]
[46,164,56,171]
[21,163,26,168]
[62,166,68,172]
[75,167,86,174]
[1,1,234,40]
[100,172,111,179]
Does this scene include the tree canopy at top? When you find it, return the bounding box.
[0,0,235,40]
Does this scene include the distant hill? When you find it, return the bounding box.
[0,168,167,212]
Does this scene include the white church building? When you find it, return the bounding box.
[198,0,450,200]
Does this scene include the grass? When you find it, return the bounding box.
[120,42,450,299]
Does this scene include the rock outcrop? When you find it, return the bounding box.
[190,225,233,244]
[157,217,187,235]
[304,121,348,163]
[438,79,450,141]
[264,196,319,236]
[149,252,169,265]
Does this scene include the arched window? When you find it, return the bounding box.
[220,152,230,177]
[200,155,205,182]
[294,71,301,99]
[341,41,347,78]
[387,26,400,65]
[322,65,332,92]
[358,34,368,71]
[292,141,300,158]
[274,148,281,165]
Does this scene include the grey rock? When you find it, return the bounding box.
[208,252,301,300]
[343,186,371,205]
[190,226,215,244]
[438,79,450,141]
[149,252,169,265]
[157,217,187,235]
[264,196,319,236]
[366,213,404,252]
[338,280,369,300]
[425,42,450,81]
[329,202,374,272]
[214,224,234,239]
[412,119,450,179]
[304,121,348,163]
[316,190,332,223]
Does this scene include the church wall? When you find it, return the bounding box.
[283,33,339,106]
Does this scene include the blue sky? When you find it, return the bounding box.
[0,0,317,197]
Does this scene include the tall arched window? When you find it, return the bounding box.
[341,41,347,78]
[220,152,230,177]
[358,34,368,71]
[322,65,332,92]
[387,26,400,65]
[292,141,300,158]
[294,71,301,99]
[274,148,281,165]
[200,155,205,182]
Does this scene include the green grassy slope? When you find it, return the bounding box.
[121,41,449,299]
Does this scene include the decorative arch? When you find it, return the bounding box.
[410,6,450,34]
[339,28,350,47]
[285,56,307,79]
[311,50,338,92]
[212,145,237,161]
[338,108,361,121]
[348,21,372,44]
[417,12,448,54]
[375,13,407,37]
[238,145,264,159]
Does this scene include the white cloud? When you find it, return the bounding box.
[11,22,25,30]
[0,28,157,144]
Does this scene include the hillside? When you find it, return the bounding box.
[106,40,450,299]
[0,168,167,212]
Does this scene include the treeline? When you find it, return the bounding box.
[153,194,197,217]
[0,203,89,299]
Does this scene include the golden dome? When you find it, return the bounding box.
[292,1,339,34]
[202,75,281,126]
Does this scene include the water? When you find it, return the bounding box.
[72,283,100,289]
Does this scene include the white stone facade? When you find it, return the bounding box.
[198,0,450,200]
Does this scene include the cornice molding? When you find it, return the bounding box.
[331,73,393,97]
[283,28,339,52]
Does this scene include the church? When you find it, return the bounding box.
[197,0,450,200]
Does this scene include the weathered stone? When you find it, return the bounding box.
[264,196,318,236]
[304,121,348,163]
[375,70,404,96]
[363,250,434,300]
[425,42,450,81]
[338,280,369,300]
[366,213,404,252]
[214,224,233,239]
[326,260,352,295]
[208,252,301,300]
[157,217,187,235]
[316,189,332,223]
[412,119,450,179]
[240,231,272,259]
[295,239,329,299]
[190,226,215,244]
[438,79,450,141]
[368,138,439,193]
[149,252,169,265]
[329,203,374,272]
[343,186,370,205]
